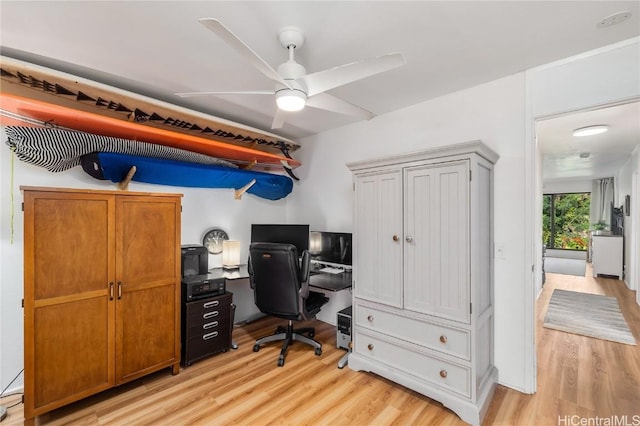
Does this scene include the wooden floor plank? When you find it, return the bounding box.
[5,263,639,425]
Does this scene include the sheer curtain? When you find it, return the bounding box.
[590,177,615,228]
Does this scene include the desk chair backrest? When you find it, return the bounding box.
[248,242,311,321]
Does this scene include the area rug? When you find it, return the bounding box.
[544,289,636,345]
[544,257,587,277]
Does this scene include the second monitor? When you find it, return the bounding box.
[309,231,352,267]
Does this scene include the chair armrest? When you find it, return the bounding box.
[298,250,310,298]
[247,254,255,289]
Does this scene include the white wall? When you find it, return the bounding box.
[288,73,531,392]
[617,149,639,288]
[542,179,592,194]
[0,139,292,394]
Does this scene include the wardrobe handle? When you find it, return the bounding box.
[203,321,219,330]
[367,344,374,351]
[203,331,218,340]
[440,370,448,378]
[109,282,114,300]
[367,315,374,322]
[117,282,122,299]
[405,235,413,243]
[392,235,399,242]
[203,311,219,319]
[439,335,448,344]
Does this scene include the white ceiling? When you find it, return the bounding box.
[537,101,640,182]
[1,1,639,180]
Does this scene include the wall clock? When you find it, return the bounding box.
[202,228,229,254]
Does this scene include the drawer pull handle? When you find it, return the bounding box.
[203,300,219,308]
[405,235,413,243]
[203,331,218,340]
[440,370,448,378]
[203,311,219,319]
[367,344,374,351]
[439,335,448,344]
[203,321,219,330]
[367,315,374,322]
[392,235,399,242]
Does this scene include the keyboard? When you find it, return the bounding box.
[318,267,343,274]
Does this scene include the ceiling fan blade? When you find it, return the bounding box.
[176,90,273,98]
[198,18,292,89]
[271,108,287,129]
[300,52,406,97]
[306,93,374,120]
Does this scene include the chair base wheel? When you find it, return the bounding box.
[253,344,260,352]
[315,347,322,356]
[277,357,285,367]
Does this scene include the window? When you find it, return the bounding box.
[543,193,591,250]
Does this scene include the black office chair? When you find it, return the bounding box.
[248,242,329,367]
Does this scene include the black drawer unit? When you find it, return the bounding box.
[181,291,234,366]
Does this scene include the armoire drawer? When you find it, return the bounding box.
[354,330,471,398]
[355,303,470,360]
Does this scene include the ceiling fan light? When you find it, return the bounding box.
[573,125,609,137]
[276,90,306,112]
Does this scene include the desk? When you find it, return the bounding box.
[309,271,353,292]
[209,265,353,292]
[208,265,250,281]
[210,265,351,330]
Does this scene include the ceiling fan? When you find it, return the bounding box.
[176,18,406,129]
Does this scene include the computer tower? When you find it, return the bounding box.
[336,305,352,350]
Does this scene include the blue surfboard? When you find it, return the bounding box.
[81,152,293,200]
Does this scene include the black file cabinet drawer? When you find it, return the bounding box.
[182,292,234,366]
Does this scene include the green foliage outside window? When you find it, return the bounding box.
[542,193,591,250]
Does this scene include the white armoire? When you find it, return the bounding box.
[347,141,499,425]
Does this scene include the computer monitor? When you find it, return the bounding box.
[309,231,352,266]
[250,224,310,254]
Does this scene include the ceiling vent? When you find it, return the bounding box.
[597,11,632,28]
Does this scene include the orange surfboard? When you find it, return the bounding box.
[1,93,300,169]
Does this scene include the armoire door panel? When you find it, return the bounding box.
[33,296,113,410]
[377,172,403,307]
[32,196,114,300]
[116,198,178,286]
[404,162,470,323]
[354,175,379,301]
[404,168,435,313]
[116,284,177,382]
[355,171,403,306]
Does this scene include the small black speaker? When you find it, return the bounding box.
[181,245,209,277]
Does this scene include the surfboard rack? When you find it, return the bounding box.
[234,179,256,200]
[118,166,137,191]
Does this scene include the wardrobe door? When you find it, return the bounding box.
[23,191,115,418]
[404,161,470,323]
[114,195,181,383]
[354,170,403,307]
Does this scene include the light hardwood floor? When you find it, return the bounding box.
[3,265,639,425]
